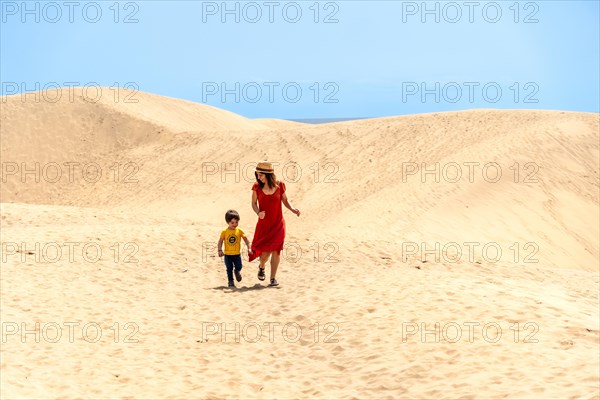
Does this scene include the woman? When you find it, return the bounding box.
[249,161,301,286]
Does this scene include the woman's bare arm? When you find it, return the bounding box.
[282,192,301,216]
[252,190,259,214]
[252,190,265,219]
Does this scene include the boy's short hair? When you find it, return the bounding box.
[225,209,240,223]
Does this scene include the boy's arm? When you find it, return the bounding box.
[243,236,251,251]
[217,238,224,257]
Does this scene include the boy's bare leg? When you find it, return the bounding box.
[259,252,270,270]
[270,251,280,280]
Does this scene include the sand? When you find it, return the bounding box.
[1,88,598,399]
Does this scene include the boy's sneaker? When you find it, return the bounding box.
[228,281,235,288]
[234,270,242,282]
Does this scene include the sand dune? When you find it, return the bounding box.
[253,118,307,129]
[1,90,598,399]
[1,87,269,161]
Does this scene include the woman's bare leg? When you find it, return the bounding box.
[259,252,271,270]
[270,251,280,280]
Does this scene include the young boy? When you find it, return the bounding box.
[218,210,252,288]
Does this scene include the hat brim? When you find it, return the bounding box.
[255,168,274,174]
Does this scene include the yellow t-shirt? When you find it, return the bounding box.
[220,227,246,255]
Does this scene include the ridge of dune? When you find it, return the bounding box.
[93,88,271,133]
[252,118,307,129]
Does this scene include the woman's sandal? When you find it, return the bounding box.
[269,278,279,287]
[257,267,265,281]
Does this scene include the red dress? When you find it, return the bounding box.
[249,181,286,262]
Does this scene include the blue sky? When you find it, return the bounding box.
[1,0,599,119]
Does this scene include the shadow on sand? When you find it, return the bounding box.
[210,283,280,292]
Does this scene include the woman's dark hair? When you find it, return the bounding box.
[225,209,240,222]
[255,172,278,189]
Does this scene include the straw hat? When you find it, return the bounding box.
[255,162,274,174]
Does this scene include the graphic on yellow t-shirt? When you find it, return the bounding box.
[220,228,246,255]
